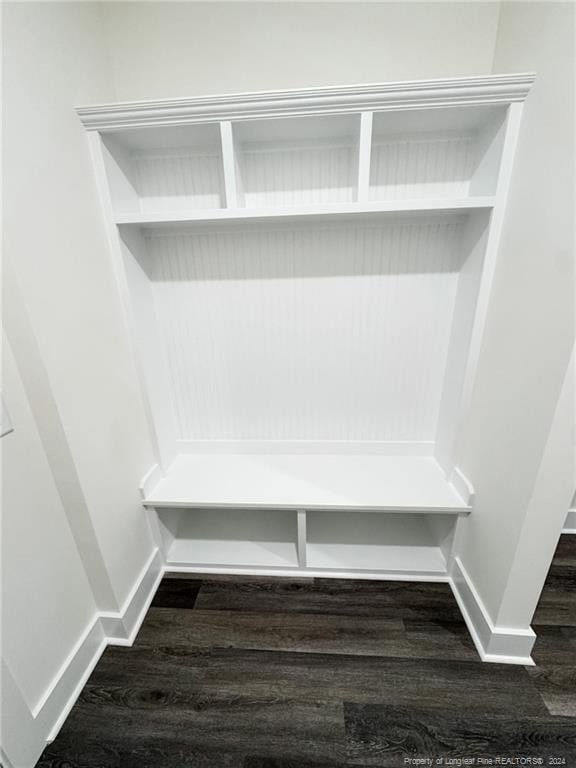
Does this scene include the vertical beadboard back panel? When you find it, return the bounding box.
[134,149,225,212]
[239,142,357,208]
[234,114,359,208]
[369,135,475,201]
[138,217,464,442]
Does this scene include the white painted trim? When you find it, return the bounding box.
[176,439,435,456]
[1,660,47,768]
[563,508,576,534]
[87,132,173,471]
[77,74,535,131]
[448,103,525,471]
[220,121,239,208]
[32,616,105,719]
[450,556,536,665]
[139,462,163,500]
[449,466,475,507]
[357,111,373,202]
[148,500,470,514]
[100,548,163,644]
[164,564,449,582]
[5,548,164,766]
[297,509,307,568]
[44,628,107,743]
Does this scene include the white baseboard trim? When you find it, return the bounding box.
[6,547,163,767]
[450,556,536,665]
[563,508,576,533]
[165,563,449,582]
[1,659,49,768]
[43,624,107,743]
[100,547,163,645]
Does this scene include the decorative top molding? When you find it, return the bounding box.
[77,74,535,132]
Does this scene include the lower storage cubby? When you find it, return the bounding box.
[306,511,455,576]
[157,508,299,569]
[154,506,456,577]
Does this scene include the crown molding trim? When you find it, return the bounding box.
[77,73,535,131]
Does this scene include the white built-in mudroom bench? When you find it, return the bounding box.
[78,74,533,581]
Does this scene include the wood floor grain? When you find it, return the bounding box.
[87,645,546,716]
[47,686,346,763]
[344,703,576,766]
[38,734,242,768]
[527,663,576,716]
[150,577,202,609]
[133,607,477,660]
[38,535,576,767]
[195,578,464,621]
[532,567,576,626]
[552,535,576,566]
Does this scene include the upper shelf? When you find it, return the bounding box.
[142,453,473,514]
[115,197,496,228]
[86,75,533,227]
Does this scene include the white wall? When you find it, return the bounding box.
[3,4,158,762]
[495,346,574,628]
[101,1,500,100]
[1,336,97,714]
[455,1,575,628]
[3,0,157,611]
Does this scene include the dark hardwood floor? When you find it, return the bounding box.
[38,536,576,767]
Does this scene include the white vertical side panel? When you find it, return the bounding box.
[469,112,507,196]
[100,136,140,216]
[87,133,175,470]
[424,514,456,565]
[447,103,525,470]
[119,227,178,469]
[232,127,245,205]
[357,112,373,202]
[435,211,489,472]
[220,121,239,208]
[297,509,307,567]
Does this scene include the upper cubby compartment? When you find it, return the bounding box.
[368,105,507,202]
[100,124,225,216]
[232,114,360,208]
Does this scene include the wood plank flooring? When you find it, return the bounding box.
[38,535,576,767]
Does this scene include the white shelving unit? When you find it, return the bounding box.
[78,74,533,581]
